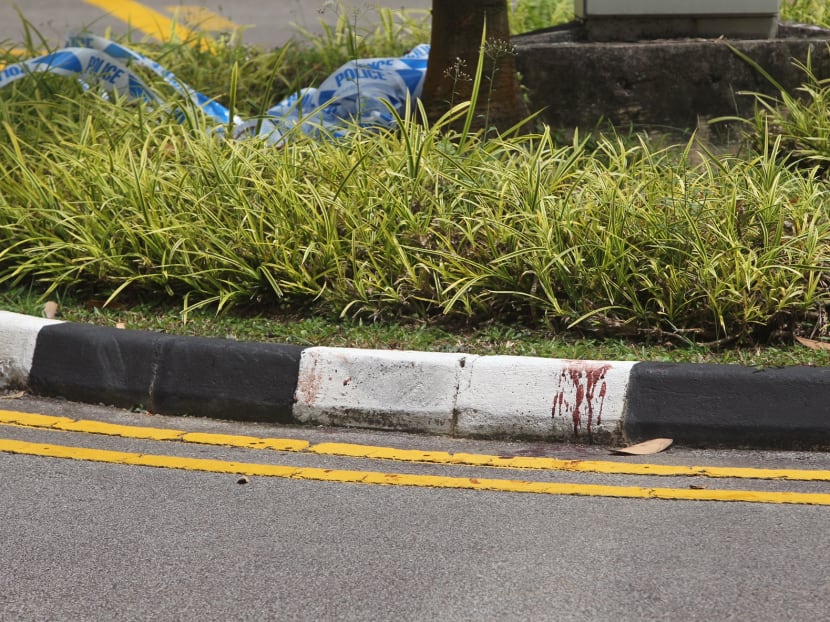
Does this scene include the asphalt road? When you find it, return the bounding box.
[0,0,432,50]
[1,394,828,621]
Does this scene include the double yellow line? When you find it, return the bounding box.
[1,409,829,505]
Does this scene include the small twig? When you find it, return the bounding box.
[698,335,738,349]
[809,305,826,340]
[637,327,704,345]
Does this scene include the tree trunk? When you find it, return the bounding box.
[421,0,528,133]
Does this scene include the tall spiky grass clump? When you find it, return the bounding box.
[1,0,830,346]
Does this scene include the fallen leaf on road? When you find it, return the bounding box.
[0,391,26,399]
[43,301,59,319]
[610,438,673,455]
[795,336,830,351]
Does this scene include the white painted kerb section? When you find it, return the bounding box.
[294,347,472,434]
[456,356,635,439]
[0,310,63,388]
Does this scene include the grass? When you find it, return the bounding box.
[782,0,830,25]
[3,0,830,366]
[4,285,830,368]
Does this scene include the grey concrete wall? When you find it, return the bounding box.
[514,23,830,137]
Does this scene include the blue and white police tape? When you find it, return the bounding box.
[65,33,232,125]
[233,43,430,145]
[0,35,430,143]
[0,46,158,104]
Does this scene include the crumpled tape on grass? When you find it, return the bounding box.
[1,33,430,144]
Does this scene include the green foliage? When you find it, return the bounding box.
[734,46,830,169]
[780,0,830,26]
[2,0,830,347]
[509,0,574,32]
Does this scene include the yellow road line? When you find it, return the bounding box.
[82,0,209,49]
[166,6,245,33]
[0,410,308,450]
[2,409,829,482]
[2,47,34,58]
[0,47,41,70]
[1,437,828,505]
[305,442,830,482]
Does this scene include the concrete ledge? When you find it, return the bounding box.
[294,347,469,434]
[456,356,634,442]
[150,336,305,423]
[625,361,830,449]
[0,311,63,389]
[514,22,830,137]
[2,310,830,448]
[29,322,163,410]
[581,16,779,42]
[24,317,305,423]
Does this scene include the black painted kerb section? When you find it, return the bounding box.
[28,323,306,423]
[625,362,830,449]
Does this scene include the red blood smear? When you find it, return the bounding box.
[551,363,611,437]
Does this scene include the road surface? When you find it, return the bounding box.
[0,0,432,51]
[0,394,828,621]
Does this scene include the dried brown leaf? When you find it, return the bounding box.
[0,390,26,399]
[43,301,59,319]
[610,438,673,456]
[795,336,830,351]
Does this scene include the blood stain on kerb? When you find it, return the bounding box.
[551,362,611,437]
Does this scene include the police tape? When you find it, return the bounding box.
[0,46,158,103]
[233,43,430,144]
[64,33,233,125]
[0,34,430,144]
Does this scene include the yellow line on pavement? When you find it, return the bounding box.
[82,0,209,49]
[1,437,828,505]
[166,6,245,33]
[305,442,830,482]
[0,410,308,451]
[0,47,42,69]
[2,409,829,482]
[2,47,34,58]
